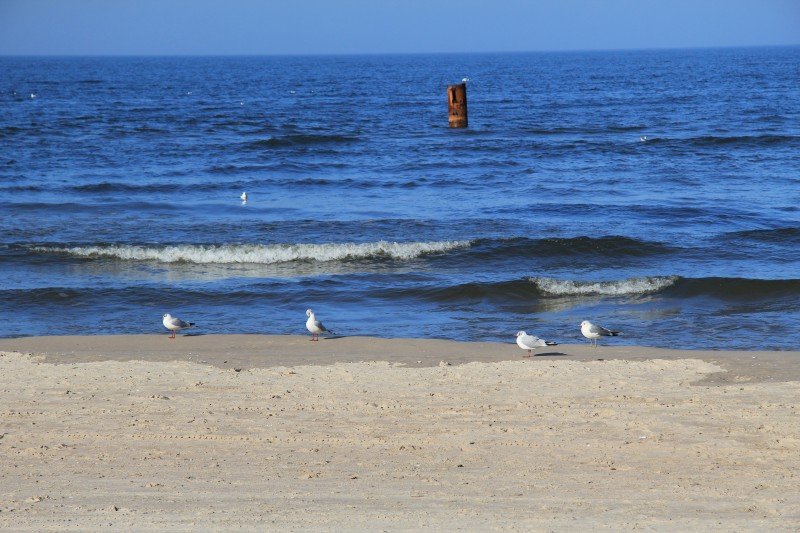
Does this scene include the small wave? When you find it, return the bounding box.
[0,126,24,138]
[688,134,798,147]
[376,279,539,303]
[244,134,359,149]
[468,236,672,260]
[0,184,43,192]
[378,276,678,303]
[8,201,175,212]
[668,277,800,299]
[132,125,168,134]
[69,182,163,193]
[378,275,800,305]
[529,276,679,296]
[207,163,278,175]
[30,240,471,264]
[0,287,85,304]
[722,227,800,244]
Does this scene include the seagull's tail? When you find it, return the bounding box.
[609,331,620,336]
[188,322,196,328]
[545,341,558,346]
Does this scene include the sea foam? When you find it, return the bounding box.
[529,275,679,296]
[33,240,471,264]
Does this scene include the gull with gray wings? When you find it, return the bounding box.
[162,313,196,339]
[580,320,620,347]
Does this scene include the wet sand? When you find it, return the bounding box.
[1,335,799,529]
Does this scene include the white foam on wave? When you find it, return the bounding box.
[529,275,679,296]
[33,240,471,264]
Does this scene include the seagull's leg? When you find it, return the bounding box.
[523,350,531,358]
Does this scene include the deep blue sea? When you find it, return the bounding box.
[2,48,799,349]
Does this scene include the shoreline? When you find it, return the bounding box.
[0,333,797,385]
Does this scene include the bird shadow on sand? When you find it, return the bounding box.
[181,332,206,337]
[321,335,348,340]
[530,351,569,357]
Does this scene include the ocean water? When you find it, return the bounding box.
[1,48,799,349]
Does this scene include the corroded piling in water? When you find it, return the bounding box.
[447,82,468,128]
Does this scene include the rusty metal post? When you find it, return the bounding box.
[447,82,468,128]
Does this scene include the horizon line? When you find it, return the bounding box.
[1,43,798,58]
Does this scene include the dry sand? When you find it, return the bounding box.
[1,335,799,530]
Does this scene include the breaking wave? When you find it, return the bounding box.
[30,240,471,264]
[529,276,679,296]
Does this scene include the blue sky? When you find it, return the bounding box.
[1,0,798,55]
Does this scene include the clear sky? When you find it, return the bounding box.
[1,0,798,55]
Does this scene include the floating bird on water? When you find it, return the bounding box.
[580,320,620,347]
[515,331,557,357]
[640,136,648,142]
[163,313,196,339]
[306,309,333,341]
[240,191,248,203]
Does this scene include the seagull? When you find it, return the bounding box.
[306,309,333,341]
[162,313,196,339]
[516,331,557,358]
[461,77,470,83]
[640,136,648,142]
[580,320,620,347]
[240,191,248,203]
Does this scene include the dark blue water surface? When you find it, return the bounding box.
[1,48,799,349]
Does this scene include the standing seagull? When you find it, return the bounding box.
[580,320,620,347]
[305,309,333,341]
[162,313,195,339]
[515,331,557,358]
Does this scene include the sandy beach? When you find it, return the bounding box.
[1,335,799,530]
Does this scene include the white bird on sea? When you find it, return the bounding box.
[640,135,648,142]
[515,331,557,358]
[162,313,196,339]
[580,320,620,347]
[306,309,333,341]
[240,191,248,203]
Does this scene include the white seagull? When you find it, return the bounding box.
[580,320,620,347]
[162,313,196,339]
[306,309,333,341]
[516,331,557,358]
[240,191,248,203]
